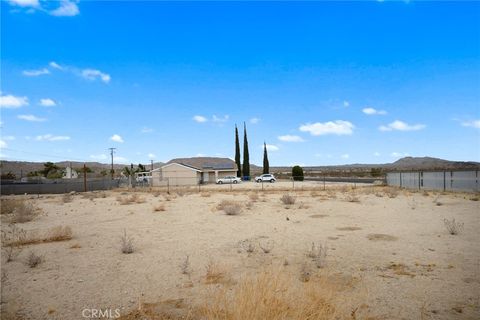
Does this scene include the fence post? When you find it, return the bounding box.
[83,164,87,192]
[167,178,170,194]
[262,180,264,191]
[292,177,295,191]
[323,174,326,191]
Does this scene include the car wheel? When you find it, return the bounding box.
[233,180,238,184]
[218,181,223,184]
[270,179,275,183]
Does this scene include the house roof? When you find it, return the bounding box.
[160,162,201,172]
[167,157,237,171]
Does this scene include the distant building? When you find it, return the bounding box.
[63,167,78,179]
[151,157,238,186]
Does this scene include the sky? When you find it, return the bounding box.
[1,0,479,167]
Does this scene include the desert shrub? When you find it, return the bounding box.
[200,192,211,198]
[26,251,43,268]
[307,242,328,268]
[433,195,443,206]
[153,203,166,212]
[1,199,24,215]
[181,255,191,275]
[6,201,39,223]
[385,188,398,198]
[120,229,134,254]
[223,203,242,215]
[249,193,259,202]
[292,165,304,181]
[444,218,464,235]
[217,200,243,215]
[299,262,312,282]
[245,201,254,210]
[1,224,28,247]
[280,194,296,205]
[241,239,255,253]
[117,194,145,205]
[259,240,274,254]
[62,194,73,203]
[4,245,22,262]
[344,194,360,203]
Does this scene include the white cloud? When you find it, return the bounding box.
[461,120,480,129]
[35,134,70,141]
[3,136,15,141]
[341,154,350,159]
[212,115,229,123]
[196,153,207,157]
[81,69,111,83]
[49,61,64,70]
[299,120,354,136]
[362,107,387,115]
[391,152,409,158]
[110,134,124,143]
[250,117,260,124]
[18,114,46,122]
[50,0,79,17]
[379,120,425,132]
[148,153,156,159]
[263,144,279,151]
[141,127,154,133]
[193,115,207,123]
[39,98,56,107]
[278,135,304,142]
[373,152,381,157]
[0,94,29,108]
[8,0,39,7]
[90,154,107,160]
[343,100,350,107]
[22,68,50,77]
[113,156,127,163]
[0,140,7,148]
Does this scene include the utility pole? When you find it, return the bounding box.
[150,160,154,171]
[109,148,116,180]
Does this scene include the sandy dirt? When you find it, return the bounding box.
[1,186,479,319]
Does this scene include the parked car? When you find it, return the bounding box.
[255,174,276,183]
[216,176,242,184]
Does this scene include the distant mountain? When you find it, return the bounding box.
[1,157,478,179]
[0,160,164,178]
[265,157,480,173]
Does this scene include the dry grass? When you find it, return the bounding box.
[307,242,328,268]
[248,193,259,202]
[153,203,166,212]
[120,229,134,254]
[280,194,296,205]
[117,194,146,205]
[366,234,398,241]
[180,255,191,275]
[200,269,340,320]
[384,188,399,199]
[201,192,211,198]
[443,218,464,235]
[2,224,72,247]
[204,260,228,284]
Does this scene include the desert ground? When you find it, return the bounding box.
[1,185,479,319]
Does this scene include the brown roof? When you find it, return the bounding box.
[167,157,237,171]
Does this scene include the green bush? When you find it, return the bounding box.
[292,165,304,181]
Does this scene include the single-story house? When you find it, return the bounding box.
[151,157,238,186]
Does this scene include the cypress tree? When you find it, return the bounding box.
[242,122,250,179]
[234,124,242,178]
[263,142,269,174]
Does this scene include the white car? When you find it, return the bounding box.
[216,176,242,184]
[255,174,276,183]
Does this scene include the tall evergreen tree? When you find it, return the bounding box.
[263,142,269,174]
[234,125,242,178]
[242,122,250,179]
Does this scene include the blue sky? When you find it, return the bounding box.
[1,0,479,166]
